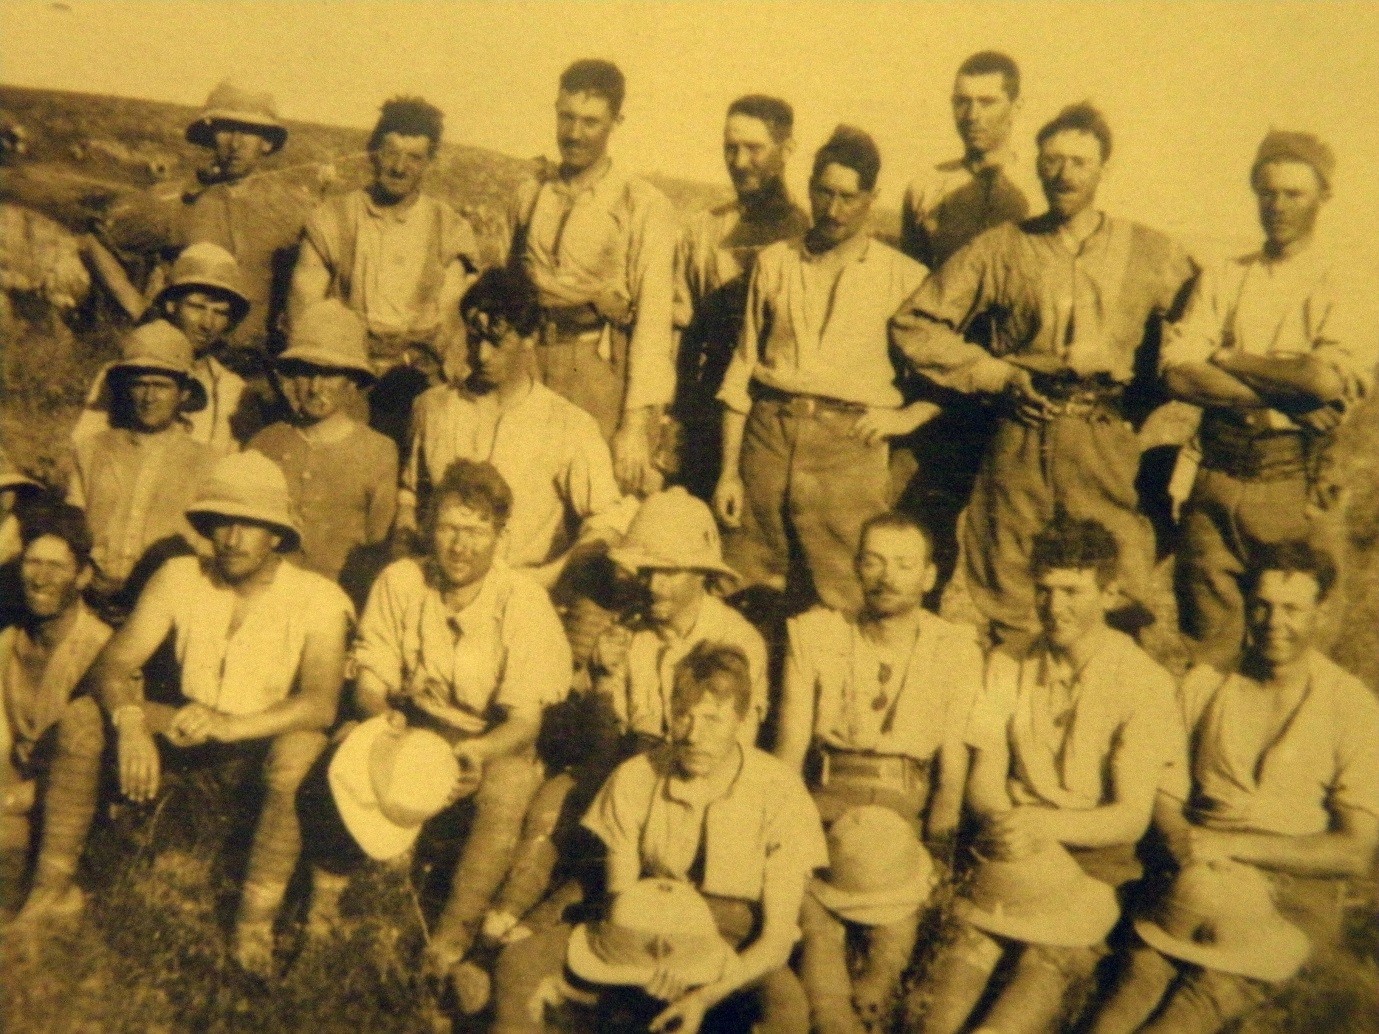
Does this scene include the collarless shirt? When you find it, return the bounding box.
[508,157,678,413]
[891,214,1196,396]
[1160,246,1376,430]
[718,234,927,414]
[967,626,1186,809]
[789,605,983,762]
[603,594,769,741]
[583,743,828,904]
[354,557,572,735]
[1175,653,1379,836]
[402,380,632,569]
[900,152,1043,270]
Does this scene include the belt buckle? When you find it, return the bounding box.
[785,395,818,418]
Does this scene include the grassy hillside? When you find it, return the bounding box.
[1,83,1376,1034]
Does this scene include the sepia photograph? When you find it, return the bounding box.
[1,2,1377,1031]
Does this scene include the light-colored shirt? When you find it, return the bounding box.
[584,742,828,904]
[249,420,398,582]
[299,189,479,340]
[891,214,1196,395]
[788,606,983,763]
[597,594,769,742]
[152,555,352,716]
[967,627,1187,809]
[1175,654,1379,837]
[354,557,571,735]
[718,234,928,414]
[900,153,1043,270]
[0,603,110,769]
[67,426,212,585]
[507,157,678,413]
[402,380,634,569]
[1159,247,1377,430]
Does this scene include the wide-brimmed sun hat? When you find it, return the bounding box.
[607,487,739,586]
[957,841,1120,948]
[185,451,303,551]
[1135,861,1310,982]
[152,242,251,327]
[276,299,375,382]
[810,805,935,926]
[186,79,288,154]
[0,446,42,495]
[107,320,208,414]
[328,715,463,862]
[567,878,735,988]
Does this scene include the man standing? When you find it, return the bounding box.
[909,515,1185,1034]
[353,458,572,993]
[399,268,632,588]
[1161,131,1374,668]
[86,80,304,360]
[74,242,262,455]
[68,321,215,610]
[673,95,810,500]
[249,299,397,604]
[11,451,352,980]
[291,96,479,445]
[900,50,1038,271]
[894,52,1040,598]
[506,59,677,496]
[715,126,930,614]
[891,103,1196,651]
[1088,542,1379,1034]
[491,642,827,1034]
[1,505,109,834]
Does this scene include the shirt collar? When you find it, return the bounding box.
[550,154,616,198]
[362,189,427,223]
[664,741,748,805]
[434,558,509,638]
[798,230,873,266]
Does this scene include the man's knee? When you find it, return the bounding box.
[57,696,107,759]
[477,753,544,816]
[754,965,812,1033]
[1021,942,1102,982]
[262,730,327,794]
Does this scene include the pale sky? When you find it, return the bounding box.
[3,0,1378,261]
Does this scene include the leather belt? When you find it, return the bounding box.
[1200,412,1312,481]
[538,302,607,339]
[751,383,869,417]
[819,748,924,790]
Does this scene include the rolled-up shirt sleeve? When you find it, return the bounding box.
[1159,263,1227,374]
[353,560,411,692]
[964,652,1018,752]
[623,187,679,414]
[559,406,631,536]
[1313,262,1379,404]
[889,234,1014,396]
[496,578,573,711]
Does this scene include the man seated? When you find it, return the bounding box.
[74,242,263,454]
[491,642,827,1034]
[774,511,983,1030]
[1,504,110,841]
[908,514,1185,1034]
[0,447,50,628]
[1088,542,1379,1034]
[477,487,767,958]
[67,321,216,612]
[249,299,397,604]
[11,452,352,980]
[351,458,572,991]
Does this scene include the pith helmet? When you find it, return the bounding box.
[0,445,42,495]
[567,878,734,988]
[277,299,375,382]
[185,450,303,551]
[186,79,288,154]
[107,320,208,413]
[1135,861,1310,982]
[957,842,1120,948]
[328,715,462,861]
[152,242,251,327]
[607,487,739,586]
[810,805,935,926]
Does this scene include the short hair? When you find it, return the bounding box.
[858,510,936,559]
[428,459,513,534]
[368,96,444,155]
[1030,512,1120,587]
[671,642,753,720]
[19,501,93,570]
[811,124,881,192]
[956,51,1021,100]
[559,59,626,117]
[459,267,543,339]
[727,94,794,143]
[1036,102,1113,162]
[1242,541,1337,603]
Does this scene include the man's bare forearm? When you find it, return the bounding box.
[1164,362,1266,409]
[1212,351,1346,411]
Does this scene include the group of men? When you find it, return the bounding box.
[0,47,1375,1034]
